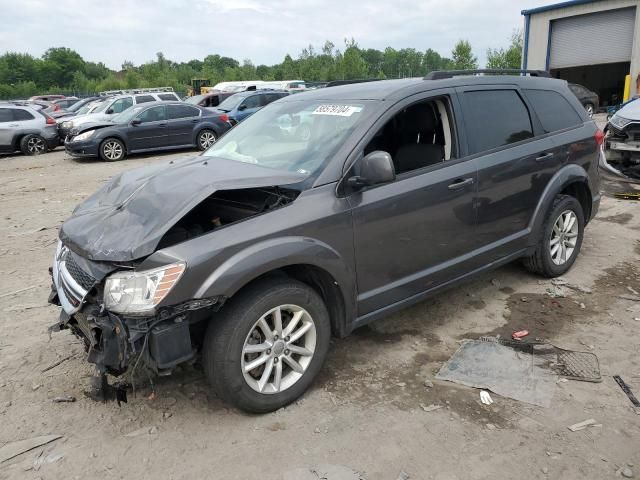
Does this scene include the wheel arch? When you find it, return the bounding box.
[195,237,355,337]
[100,135,128,153]
[528,164,593,246]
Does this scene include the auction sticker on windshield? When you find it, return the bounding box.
[312,105,363,116]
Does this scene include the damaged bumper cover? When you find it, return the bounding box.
[603,106,640,184]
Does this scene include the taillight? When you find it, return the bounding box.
[219,114,229,123]
[595,129,605,146]
[46,116,56,125]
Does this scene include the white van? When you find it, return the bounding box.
[212,81,265,92]
[258,80,306,93]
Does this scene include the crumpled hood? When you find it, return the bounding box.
[617,98,640,121]
[59,156,305,261]
[71,121,116,135]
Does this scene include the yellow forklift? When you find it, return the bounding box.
[188,79,212,97]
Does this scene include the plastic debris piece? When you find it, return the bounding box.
[567,418,597,432]
[480,390,493,405]
[0,435,63,463]
[512,330,529,340]
[420,404,443,412]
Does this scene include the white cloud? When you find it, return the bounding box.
[0,0,552,69]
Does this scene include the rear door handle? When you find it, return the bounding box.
[158,123,168,127]
[535,152,554,161]
[448,177,474,190]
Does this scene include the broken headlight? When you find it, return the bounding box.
[609,114,632,130]
[104,262,185,314]
[73,130,95,141]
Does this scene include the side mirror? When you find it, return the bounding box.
[131,118,142,126]
[347,151,395,190]
[106,108,114,114]
[238,104,247,111]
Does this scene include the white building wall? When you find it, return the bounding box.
[524,0,640,94]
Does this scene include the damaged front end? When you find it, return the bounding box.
[603,102,640,184]
[47,155,303,401]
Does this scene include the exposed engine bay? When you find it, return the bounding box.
[604,101,640,183]
[158,187,299,249]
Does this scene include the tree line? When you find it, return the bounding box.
[0,33,521,99]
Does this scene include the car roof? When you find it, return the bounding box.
[279,75,570,102]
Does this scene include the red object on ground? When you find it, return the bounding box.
[512,330,529,340]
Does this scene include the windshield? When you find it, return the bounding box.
[111,105,146,124]
[185,95,204,105]
[216,94,245,112]
[92,100,111,113]
[69,99,89,112]
[202,100,370,177]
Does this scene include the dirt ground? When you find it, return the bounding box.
[1,127,640,479]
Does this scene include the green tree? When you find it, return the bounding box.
[451,40,478,70]
[486,30,523,69]
[41,47,85,87]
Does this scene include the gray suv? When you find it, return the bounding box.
[48,70,601,413]
[0,103,59,155]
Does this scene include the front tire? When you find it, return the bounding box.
[523,194,584,277]
[99,138,126,161]
[20,134,47,155]
[584,103,594,117]
[203,278,331,413]
[197,129,217,151]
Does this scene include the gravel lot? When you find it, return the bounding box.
[1,134,639,479]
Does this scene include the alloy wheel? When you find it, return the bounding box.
[549,209,579,265]
[241,304,317,394]
[103,141,123,160]
[27,137,46,154]
[199,131,216,149]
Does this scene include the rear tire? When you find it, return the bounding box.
[20,134,47,155]
[203,278,331,413]
[99,138,126,161]
[197,129,217,151]
[523,194,584,278]
[584,103,594,117]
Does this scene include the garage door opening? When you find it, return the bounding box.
[551,62,630,108]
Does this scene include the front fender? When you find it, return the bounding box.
[195,235,354,305]
[528,163,592,246]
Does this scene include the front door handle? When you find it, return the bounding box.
[158,123,168,127]
[448,177,474,190]
[535,152,555,161]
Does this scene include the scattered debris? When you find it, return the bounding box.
[420,404,443,412]
[621,467,634,478]
[397,471,410,480]
[512,330,529,340]
[41,355,73,373]
[0,435,63,463]
[52,395,76,403]
[485,423,496,430]
[628,286,640,296]
[567,419,598,432]
[123,426,158,438]
[613,375,640,408]
[480,390,494,405]
[33,451,64,471]
[423,379,434,388]
[490,278,501,288]
[283,464,367,480]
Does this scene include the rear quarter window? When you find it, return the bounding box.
[0,108,12,122]
[463,90,534,154]
[524,89,583,133]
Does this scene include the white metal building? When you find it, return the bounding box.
[522,0,640,106]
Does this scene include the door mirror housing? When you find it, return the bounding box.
[238,104,247,111]
[106,108,114,114]
[348,151,395,190]
[131,118,142,126]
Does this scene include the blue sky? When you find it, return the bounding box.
[0,0,552,68]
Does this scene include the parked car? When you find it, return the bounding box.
[64,101,232,161]
[568,83,599,117]
[185,91,234,108]
[0,102,59,155]
[29,94,65,102]
[48,71,601,413]
[601,98,640,182]
[259,80,306,93]
[51,97,80,110]
[51,96,101,120]
[58,92,179,141]
[210,90,289,124]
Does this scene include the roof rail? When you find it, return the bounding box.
[325,79,381,88]
[424,69,552,80]
[98,86,175,97]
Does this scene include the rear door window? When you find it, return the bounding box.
[463,90,534,154]
[241,95,261,109]
[0,108,12,122]
[13,109,35,121]
[158,93,179,101]
[135,95,155,104]
[167,104,200,119]
[524,89,582,133]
